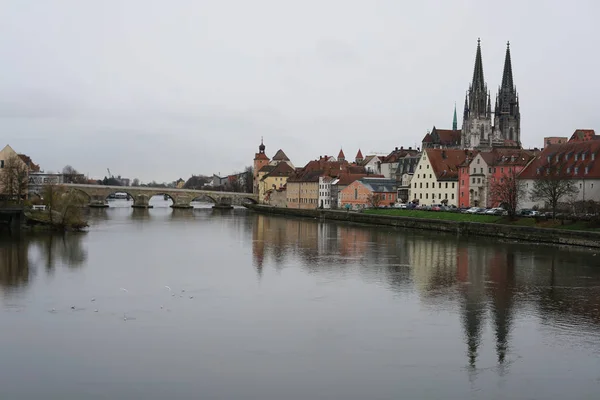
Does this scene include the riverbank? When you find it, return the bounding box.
[245,204,600,248]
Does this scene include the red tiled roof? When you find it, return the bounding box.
[422,133,432,143]
[569,129,597,142]
[264,161,295,177]
[258,165,276,173]
[382,147,420,163]
[356,149,363,159]
[18,154,40,172]
[254,152,269,161]
[336,173,383,186]
[287,157,367,182]
[433,129,461,146]
[479,148,535,167]
[272,149,290,161]
[338,149,345,159]
[518,140,600,179]
[425,148,469,180]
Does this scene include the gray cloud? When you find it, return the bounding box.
[1,0,599,182]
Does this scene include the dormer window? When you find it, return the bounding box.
[593,153,596,161]
[547,156,551,163]
[575,167,579,174]
[556,155,560,162]
[565,153,569,161]
[585,167,589,175]
[566,167,571,174]
[582,153,586,161]
[536,168,541,175]
[575,153,579,161]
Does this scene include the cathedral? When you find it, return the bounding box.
[462,39,521,149]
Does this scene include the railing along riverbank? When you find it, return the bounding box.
[245,204,600,249]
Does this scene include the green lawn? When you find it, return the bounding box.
[363,209,502,223]
[364,209,600,232]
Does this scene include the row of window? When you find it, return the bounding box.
[549,152,597,163]
[536,166,591,175]
[416,192,455,200]
[464,166,513,175]
[414,182,456,189]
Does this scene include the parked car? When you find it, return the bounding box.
[394,203,408,209]
[485,207,505,215]
[465,207,480,214]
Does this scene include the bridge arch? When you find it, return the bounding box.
[243,197,258,205]
[191,194,218,204]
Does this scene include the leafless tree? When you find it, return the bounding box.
[62,165,87,184]
[489,169,525,218]
[367,193,382,208]
[131,178,140,187]
[530,165,579,218]
[0,155,29,203]
[41,183,87,229]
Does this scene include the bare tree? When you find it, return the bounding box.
[489,169,525,218]
[0,155,29,203]
[62,165,86,184]
[41,183,87,229]
[530,165,579,217]
[367,193,382,208]
[131,178,140,187]
[244,166,254,193]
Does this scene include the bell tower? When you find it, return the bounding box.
[253,137,270,194]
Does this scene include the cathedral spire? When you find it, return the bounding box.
[501,41,514,90]
[471,38,485,92]
[453,103,458,130]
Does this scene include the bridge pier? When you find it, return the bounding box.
[171,195,193,209]
[89,195,109,208]
[132,194,153,209]
[212,196,234,210]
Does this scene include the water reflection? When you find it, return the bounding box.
[0,233,87,291]
[251,213,600,373]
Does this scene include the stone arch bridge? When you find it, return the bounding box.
[59,184,258,208]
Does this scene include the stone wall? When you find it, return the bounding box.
[247,205,600,249]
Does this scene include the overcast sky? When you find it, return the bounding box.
[1,0,599,182]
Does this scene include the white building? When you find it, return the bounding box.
[410,149,467,205]
[318,176,334,209]
[518,139,600,210]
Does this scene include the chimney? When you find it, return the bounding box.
[400,146,403,150]
[409,146,412,150]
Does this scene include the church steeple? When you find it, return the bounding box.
[453,103,458,131]
[462,38,493,149]
[494,41,520,146]
[471,38,485,92]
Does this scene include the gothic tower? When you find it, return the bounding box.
[494,42,520,147]
[453,103,458,131]
[462,39,493,149]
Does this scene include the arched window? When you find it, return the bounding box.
[354,188,358,200]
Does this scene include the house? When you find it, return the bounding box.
[333,173,379,208]
[544,137,568,148]
[518,140,600,210]
[422,126,462,149]
[286,156,368,209]
[395,153,421,203]
[568,129,599,143]
[361,155,382,174]
[318,176,333,209]
[176,178,185,189]
[458,148,534,208]
[258,161,295,202]
[410,149,468,205]
[380,146,420,179]
[0,145,38,200]
[339,177,397,209]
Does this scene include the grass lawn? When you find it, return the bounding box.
[363,209,503,223]
[364,209,600,232]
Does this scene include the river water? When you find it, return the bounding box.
[1,201,600,399]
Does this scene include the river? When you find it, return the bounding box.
[1,201,600,399]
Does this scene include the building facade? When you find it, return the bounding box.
[410,149,467,205]
[339,178,397,209]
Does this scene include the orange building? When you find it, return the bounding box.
[339,177,397,209]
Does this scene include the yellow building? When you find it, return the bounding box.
[0,144,35,199]
[256,149,294,203]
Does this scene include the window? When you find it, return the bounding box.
[414,183,417,188]
[0,160,3,168]
[592,183,595,189]
[451,193,454,199]
[438,182,441,189]
[432,193,435,199]
[593,153,596,161]
[382,194,386,200]
[426,183,429,188]
[429,174,432,179]
[445,182,448,189]
[426,193,428,199]
[500,178,504,183]
[575,167,579,174]
[452,183,455,188]
[580,183,582,189]
[420,165,422,169]
[575,153,579,161]
[420,183,423,188]
[480,168,483,173]
[547,156,551,163]
[585,167,589,174]
[472,178,475,184]
[477,178,481,184]
[427,164,430,169]
[582,153,586,161]
[488,168,492,173]
[461,192,464,197]
[419,193,422,199]
[501,167,504,173]
[494,168,496,173]
[445,193,448,199]
[477,158,480,164]
[354,188,358,200]
[461,180,464,185]
[439,193,442,199]
[566,167,571,174]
